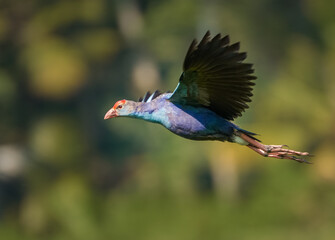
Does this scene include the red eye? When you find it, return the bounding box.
[117,105,123,109]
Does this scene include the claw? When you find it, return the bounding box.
[290,156,312,164]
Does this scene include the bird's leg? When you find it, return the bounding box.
[239,133,311,164]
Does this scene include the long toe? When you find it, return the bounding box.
[266,145,310,156]
[268,152,312,164]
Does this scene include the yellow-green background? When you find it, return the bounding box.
[1,0,335,239]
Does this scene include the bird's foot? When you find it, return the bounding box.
[248,145,311,164]
[239,132,312,164]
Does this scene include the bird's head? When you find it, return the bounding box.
[104,99,137,119]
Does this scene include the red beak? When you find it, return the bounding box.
[104,108,117,120]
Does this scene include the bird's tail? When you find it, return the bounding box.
[236,128,261,142]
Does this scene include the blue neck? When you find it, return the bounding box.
[129,102,158,121]
[129,102,171,128]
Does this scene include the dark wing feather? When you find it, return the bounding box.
[138,90,163,102]
[169,31,256,120]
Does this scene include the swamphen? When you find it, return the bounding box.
[104,31,311,163]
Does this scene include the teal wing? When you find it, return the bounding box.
[169,31,256,120]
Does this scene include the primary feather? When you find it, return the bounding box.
[169,31,256,120]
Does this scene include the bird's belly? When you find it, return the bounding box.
[170,126,229,141]
[176,132,230,141]
[166,112,232,141]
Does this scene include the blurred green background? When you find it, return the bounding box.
[1,0,335,239]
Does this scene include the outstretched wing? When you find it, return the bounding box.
[169,31,256,120]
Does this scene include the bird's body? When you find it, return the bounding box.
[124,93,237,142]
[105,31,311,163]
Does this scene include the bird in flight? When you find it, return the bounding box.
[104,31,311,163]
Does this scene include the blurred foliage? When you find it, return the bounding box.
[0,0,335,239]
